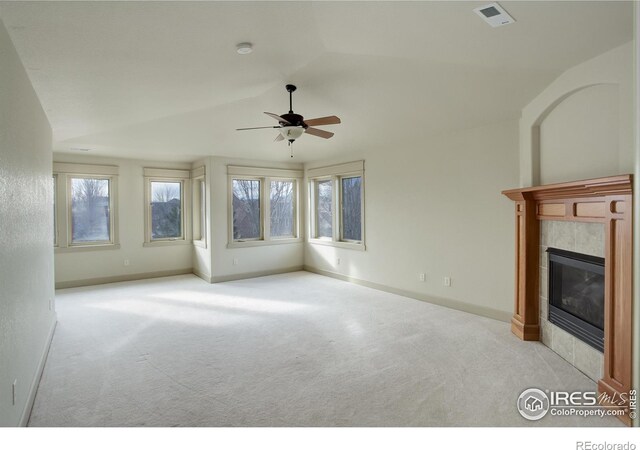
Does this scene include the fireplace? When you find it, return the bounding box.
[502,175,633,425]
[547,248,604,352]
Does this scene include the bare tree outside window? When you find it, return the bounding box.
[151,181,182,239]
[233,179,261,240]
[341,176,362,241]
[316,180,332,238]
[270,180,294,238]
[71,178,110,243]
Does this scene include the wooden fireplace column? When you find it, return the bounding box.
[502,175,633,426]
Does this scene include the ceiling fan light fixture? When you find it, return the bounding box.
[279,126,304,141]
[236,42,253,55]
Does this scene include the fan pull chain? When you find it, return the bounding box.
[289,141,294,158]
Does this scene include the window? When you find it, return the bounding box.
[150,181,182,239]
[52,162,119,251]
[227,165,302,247]
[341,176,362,241]
[308,160,365,250]
[71,177,111,243]
[270,180,294,238]
[232,179,261,240]
[315,179,333,238]
[143,167,191,246]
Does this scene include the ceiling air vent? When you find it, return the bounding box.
[474,2,515,28]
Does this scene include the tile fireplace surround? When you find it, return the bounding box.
[502,175,633,426]
[539,221,604,382]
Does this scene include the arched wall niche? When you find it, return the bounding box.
[519,41,633,187]
[536,83,619,185]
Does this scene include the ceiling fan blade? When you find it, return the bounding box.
[305,127,334,139]
[236,126,281,131]
[274,133,284,142]
[264,112,291,125]
[303,115,341,127]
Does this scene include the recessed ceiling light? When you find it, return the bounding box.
[236,42,253,55]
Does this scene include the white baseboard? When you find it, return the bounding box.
[20,316,57,427]
[55,268,193,289]
[303,265,511,323]
[193,269,213,283]
[211,266,304,283]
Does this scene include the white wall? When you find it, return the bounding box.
[192,157,213,282]
[53,154,193,286]
[520,41,634,187]
[539,84,620,184]
[0,20,56,426]
[305,119,519,320]
[209,156,304,281]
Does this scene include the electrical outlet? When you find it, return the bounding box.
[336,257,341,265]
[123,259,130,266]
[444,276,452,287]
[419,273,426,282]
[233,258,238,266]
[12,380,17,406]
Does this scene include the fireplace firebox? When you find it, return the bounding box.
[547,248,604,352]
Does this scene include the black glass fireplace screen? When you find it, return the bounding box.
[547,247,604,352]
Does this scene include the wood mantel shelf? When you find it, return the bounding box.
[502,175,633,201]
[502,174,633,426]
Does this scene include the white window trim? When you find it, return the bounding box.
[191,166,207,249]
[53,163,120,252]
[144,168,191,247]
[227,165,303,248]
[308,160,365,251]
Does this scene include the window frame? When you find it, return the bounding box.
[227,165,302,248]
[144,170,191,247]
[230,176,264,242]
[312,176,334,241]
[68,175,115,246]
[191,166,207,249]
[338,174,364,244]
[269,177,298,241]
[308,161,365,251]
[52,163,120,252]
[53,175,58,247]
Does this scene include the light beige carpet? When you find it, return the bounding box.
[29,272,620,426]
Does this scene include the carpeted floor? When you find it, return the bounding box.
[29,272,620,426]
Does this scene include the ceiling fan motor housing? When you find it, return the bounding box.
[280,113,306,128]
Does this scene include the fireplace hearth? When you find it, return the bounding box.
[547,248,604,352]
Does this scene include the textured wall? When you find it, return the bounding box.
[0,20,56,426]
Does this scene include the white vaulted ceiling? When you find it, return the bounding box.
[0,1,633,162]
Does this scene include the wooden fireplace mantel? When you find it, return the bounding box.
[502,174,633,426]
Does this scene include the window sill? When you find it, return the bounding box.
[227,238,302,249]
[193,240,207,249]
[55,243,121,253]
[143,239,191,248]
[307,239,366,251]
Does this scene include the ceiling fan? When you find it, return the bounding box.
[236,84,341,156]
